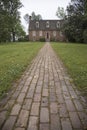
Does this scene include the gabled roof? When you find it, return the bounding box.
[29,20,63,31]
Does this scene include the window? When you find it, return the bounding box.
[39,31,42,37]
[57,21,60,28]
[36,21,39,28]
[32,31,36,36]
[46,21,50,28]
[53,31,56,37]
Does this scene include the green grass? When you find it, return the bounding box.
[51,42,87,95]
[0,42,44,98]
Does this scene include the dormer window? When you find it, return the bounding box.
[36,21,39,28]
[46,21,49,28]
[57,21,60,28]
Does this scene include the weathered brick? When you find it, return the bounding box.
[22,99,32,111]
[2,116,16,130]
[61,118,72,130]
[30,102,40,116]
[0,111,7,127]
[40,108,49,123]
[4,100,15,110]
[69,112,82,129]
[49,93,56,102]
[16,109,29,127]
[59,103,68,117]
[69,90,78,99]
[36,86,42,93]
[27,116,38,130]
[26,89,34,99]
[14,128,25,130]
[78,112,87,129]
[57,94,64,103]
[40,123,49,130]
[17,93,25,104]
[34,94,41,102]
[21,86,28,93]
[12,91,20,100]
[11,104,21,115]
[65,99,76,111]
[50,114,61,130]
[42,89,48,97]
[73,99,83,111]
[41,97,48,107]
[50,102,58,114]
[63,91,71,100]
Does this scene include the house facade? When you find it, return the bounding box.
[29,17,66,42]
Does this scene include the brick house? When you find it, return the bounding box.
[29,17,66,42]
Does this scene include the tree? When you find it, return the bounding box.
[56,7,66,19]
[24,11,42,23]
[31,11,42,20]
[59,0,87,43]
[24,13,29,24]
[0,0,23,42]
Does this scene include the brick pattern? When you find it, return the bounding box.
[0,43,87,130]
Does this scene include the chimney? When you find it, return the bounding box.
[29,16,31,21]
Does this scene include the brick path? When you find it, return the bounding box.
[0,43,87,130]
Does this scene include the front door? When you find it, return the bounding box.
[46,32,50,42]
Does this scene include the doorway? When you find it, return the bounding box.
[46,32,50,42]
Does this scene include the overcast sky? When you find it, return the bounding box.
[20,0,71,33]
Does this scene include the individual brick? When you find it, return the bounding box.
[17,93,25,104]
[16,109,29,127]
[22,99,32,111]
[50,102,58,114]
[0,111,7,128]
[2,116,16,130]
[50,114,61,130]
[69,112,82,129]
[65,99,76,112]
[59,103,68,117]
[27,116,38,130]
[40,108,49,123]
[30,102,40,116]
[40,123,49,130]
[61,118,72,130]
[11,104,21,116]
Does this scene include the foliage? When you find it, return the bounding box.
[24,11,42,24]
[24,13,29,24]
[56,7,66,19]
[0,42,44,98]
[39,38,45,42]
[66,0,87,43]
[31,11,42,20]
[52,43,87,95]
[56,0,87,43]
[0,0,25,42]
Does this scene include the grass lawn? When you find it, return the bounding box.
[51,42,87,95]
[0,42,44,98]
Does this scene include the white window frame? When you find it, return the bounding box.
[46,21,50,28]
[57,21,60,28]
[32,31,36,36]
[36,21,39,28]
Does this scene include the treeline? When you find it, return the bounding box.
[63,0,87,43]
[0,0,26,43]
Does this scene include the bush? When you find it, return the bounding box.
[39,38,45,42]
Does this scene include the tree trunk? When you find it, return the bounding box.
[12,28,15,42]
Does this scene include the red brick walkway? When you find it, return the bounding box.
[0,43,87,130]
